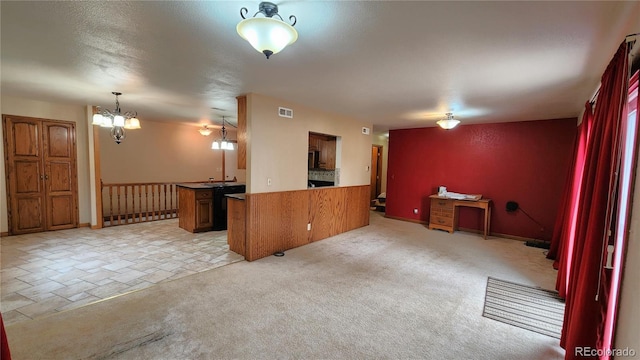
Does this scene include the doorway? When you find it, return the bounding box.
[370,145,382,200]
[3,115,79,235]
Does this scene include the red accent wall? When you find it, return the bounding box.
[386,118,577,240]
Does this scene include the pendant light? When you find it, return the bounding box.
[236,2,298,59]
[211,117,234,150]
[437,112,461,130]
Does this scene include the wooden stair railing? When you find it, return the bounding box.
[101,179,238,227]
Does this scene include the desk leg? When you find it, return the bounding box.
[484,206,491,239]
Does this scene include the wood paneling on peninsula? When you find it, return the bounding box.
[236,95,247,170]
[227,196,246,256]
[246,190,310,261]
[228,185,370,261]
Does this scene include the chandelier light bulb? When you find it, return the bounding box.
[124,117,141,129]
[92,113,103,125]
[113,115,125,127]
[100,117,113,128]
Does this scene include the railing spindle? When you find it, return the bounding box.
[124,185,129,224]
[138,185,143,223]
[117,186,122,225]
[109,186,114,226]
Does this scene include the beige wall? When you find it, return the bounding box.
[98,120,245,183]
[0,95,91,231]
[246,93,372,193]
[372,134,389,195]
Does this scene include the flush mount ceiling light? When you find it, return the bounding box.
[436,112,461,130]
[92,92,141,144]
[211,117,234,150]
[198,125,213,136]
[236,2,298,59]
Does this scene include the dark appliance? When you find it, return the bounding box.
[212,183,246,231]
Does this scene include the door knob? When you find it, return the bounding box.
[45,175,49,180]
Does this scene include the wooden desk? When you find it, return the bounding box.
[428,195,492,239]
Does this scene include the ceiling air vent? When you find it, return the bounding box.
[278,107,293,118]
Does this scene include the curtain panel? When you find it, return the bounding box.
[558,42,629,359]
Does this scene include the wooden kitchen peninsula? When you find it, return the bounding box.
[177,183,245,233]
[226,185,370,261]
[428,195,492,239]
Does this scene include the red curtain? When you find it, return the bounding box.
[0,313,10,360]
[547,103,592,298]
[560,42,629,358]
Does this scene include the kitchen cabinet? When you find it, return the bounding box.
[308,133,336,169]
[178,187,213,232]
[320,139,336,169]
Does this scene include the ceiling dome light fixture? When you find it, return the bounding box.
[437,112,461,130]
[237,2,298,59]
[211,117,235,151]
[92,92,141,144]
[198,125,213,136]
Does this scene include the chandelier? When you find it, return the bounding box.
[436,112,461,130]
[211,117,234,150]
[92,92,141,144]
[236,2,298,59]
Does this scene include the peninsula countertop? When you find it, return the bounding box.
[226,193,246,200]
[176,182,245,190]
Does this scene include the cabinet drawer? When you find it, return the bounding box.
[195,190,213,199]
[431,199,452,209]
[432,210,452,218]
[430,215,453,227]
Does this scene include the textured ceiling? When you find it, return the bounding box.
[1,1,639,133]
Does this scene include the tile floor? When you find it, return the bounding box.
[0,219,244,325]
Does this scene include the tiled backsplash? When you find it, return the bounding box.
[308,169,335,182]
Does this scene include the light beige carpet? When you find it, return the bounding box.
[5,212,564,359]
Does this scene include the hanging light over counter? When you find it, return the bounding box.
[212,117,234,150]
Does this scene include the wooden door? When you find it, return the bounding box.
[3,115,78,234]
[4,117,46,233]
[43,121,77,230]
[370,145,382,200]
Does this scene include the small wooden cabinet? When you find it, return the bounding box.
[178,187,213,232]
[428,196,456,233]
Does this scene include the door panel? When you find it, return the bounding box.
[49,195,73,227]
[15,160,42,193]
[45,124,71,158]
[15,195,45,232]
[12,121,40,156]
[48,162,72,192]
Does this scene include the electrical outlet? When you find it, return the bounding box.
[307,223,311,231]
[267,178,272,186]
[413,208,419,214]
